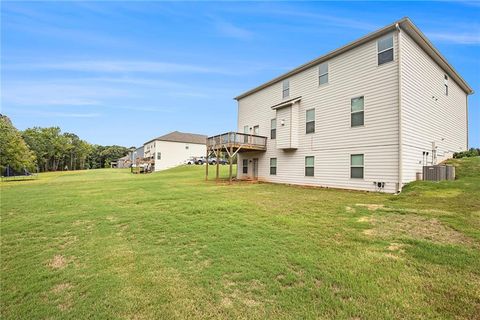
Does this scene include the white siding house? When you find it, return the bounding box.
[143,131,206,172]
[232,18,473,193]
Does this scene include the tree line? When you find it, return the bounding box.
[1,114,132,173]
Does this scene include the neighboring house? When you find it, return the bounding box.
[129,146,144,164]
[116,155,131,168]
[220,17,472,193]
[143,131,207,171]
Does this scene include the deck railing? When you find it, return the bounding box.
[207,132,267,149]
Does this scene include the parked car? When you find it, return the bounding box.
[195,156,207,165]
[208,157,228,165]
[184,157,196,165]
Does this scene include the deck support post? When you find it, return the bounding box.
[215,147,220,181]
[205,145,209,181]
[229,145,233,184]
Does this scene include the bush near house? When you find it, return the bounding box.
[454,147,480,159]
[1,157,479,319]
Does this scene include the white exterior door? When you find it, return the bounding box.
[252,158,258,180]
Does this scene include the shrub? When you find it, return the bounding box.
[453,148,480,159]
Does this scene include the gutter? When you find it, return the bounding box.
[234,17,473,101]
[396,23,403,194]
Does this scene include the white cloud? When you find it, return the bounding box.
[427,31,480,45]
[8,109,100,118]
[270,9,379,31]
[1,82,128,106]
[219,4,379,31]
[9,60,229,74]
[215,20,253,40]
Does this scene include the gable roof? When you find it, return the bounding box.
[234,17,473,100]
[145,131,207,145]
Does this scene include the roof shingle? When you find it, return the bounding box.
[146,131,207,145]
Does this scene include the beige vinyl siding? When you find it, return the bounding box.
[148,140,205,172]
[237,33,400,193]
[400,31,468,183]
[143,141,155,159]
[275,107,292,149]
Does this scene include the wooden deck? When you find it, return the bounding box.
[207,132,267,153]
[206,132,267,182]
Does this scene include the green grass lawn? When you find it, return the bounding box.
[1,158,479,319]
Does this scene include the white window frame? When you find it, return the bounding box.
[377,34,394,66]
[350,154,364,179]
[282,79,290,99]
[351,96,365,128]
[242,159,248,174]
[243,125,249,143]
[270,118,276,140]
[444,75,449,96]
[270,158,277,175]
[305,156,314,177]
[318,62,328,86]
[306,108,315,134]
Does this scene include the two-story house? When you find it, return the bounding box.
[144,131,206,171]
[229,17,473,193]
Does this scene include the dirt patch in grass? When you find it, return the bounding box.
[387,242,406,252]
[106,215,118,222]
[51,283,73,294]
[243,298,260,307]
[220,289,263,310]
[221,297,233,308]
[356,203,385,211]
[362,214,473,246]
[357,216,372,223]
[363,229,375,236]
[345,206,356,213]
[48,255,69,270]
[49,282,75,312]
[72,219,94,231]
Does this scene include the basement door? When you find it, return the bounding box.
[252,158,259,180]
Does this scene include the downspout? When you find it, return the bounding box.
[396,23,403,193]
[466,94,469,150]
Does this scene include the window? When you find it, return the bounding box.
[305,156,314,177]
[444,75,449,96]
[271,119,277,140]
[306,108,315,134]
[244,125,249,143]
[282,79,290,99]
[319,62,328,85]
[377,34,394,65]
[351,96,364,127]
[157,152,161,160]
[270,158,277,175]
[351,154,364,179]
[253,125,259,136]
[242,159,248,174]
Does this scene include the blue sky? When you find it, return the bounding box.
[1,1,479,147]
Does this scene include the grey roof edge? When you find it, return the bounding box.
[234,17,473,101]
[143,131,207,145]
[271,96,302,109]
